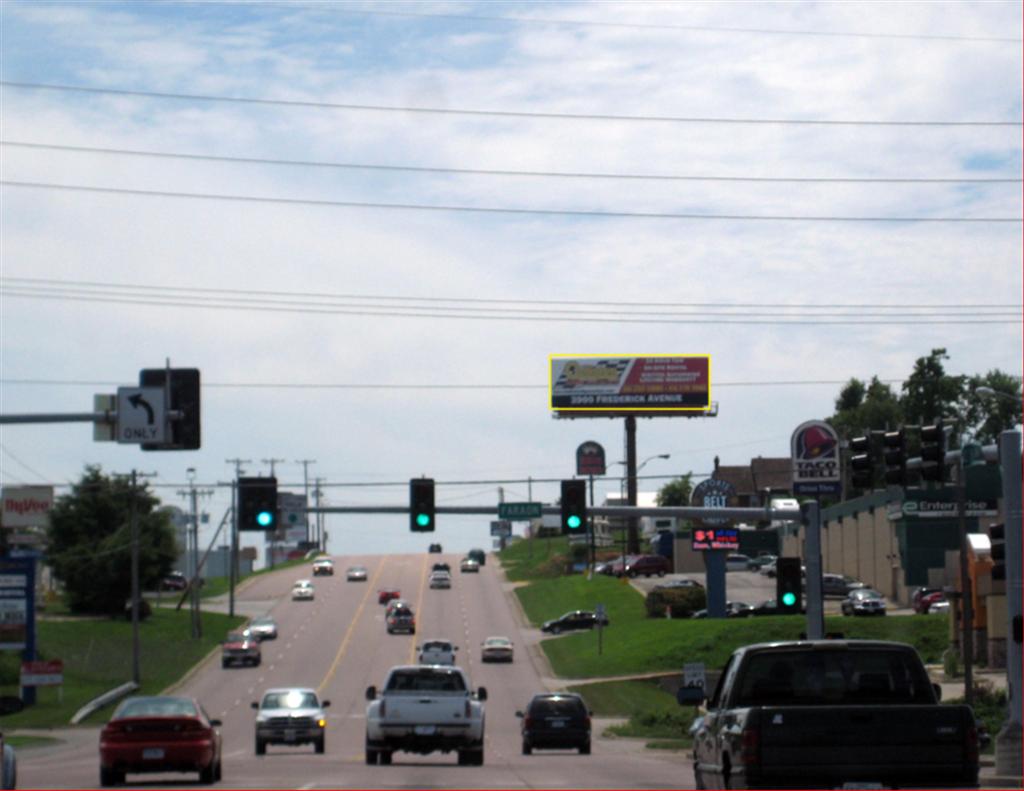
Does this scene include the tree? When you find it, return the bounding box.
[963,369,1023,444]
[47,466,179,615]
[901,348,966,430]
[828,376,903,439]
[657,474,693,507]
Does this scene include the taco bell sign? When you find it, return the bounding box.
[791,421,841,496]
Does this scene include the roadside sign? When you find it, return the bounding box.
[682,662,705,689]
[576,441,606,476]
[497,502,542,520]
[490,520,512,537]
[791,420,841,495]
[116,387,166,444]
[20,660,63,687]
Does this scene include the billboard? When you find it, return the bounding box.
[2,486,54,528]
[550,355,710,413]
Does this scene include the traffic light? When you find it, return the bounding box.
[560,479,587,534]
[920,422,946,483]
[882,430,907,486]
[989,522,1005,582]
[139,367,201,450]
[410,478,435,532]
[849,435,874,490]
[776,557,803,615]
[238,477,278,531]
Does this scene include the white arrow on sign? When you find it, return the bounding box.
[116,387,166,444]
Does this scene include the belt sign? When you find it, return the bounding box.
[116,387,166,444]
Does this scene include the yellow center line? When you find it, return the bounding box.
[407,553,431,664]
[317,559,387,695]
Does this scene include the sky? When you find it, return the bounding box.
[1,1,1021,561]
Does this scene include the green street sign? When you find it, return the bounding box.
[498,502,543,520]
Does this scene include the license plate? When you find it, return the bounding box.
[549,720,566,728]
[284,729,297,741]
[839,784,885,789]
[142,748,164,760]
[414,725,436,736]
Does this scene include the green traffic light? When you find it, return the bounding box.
[566,515,582,530]
[781,592,797,607]
[257,511,274,528]
[416,513,432,528]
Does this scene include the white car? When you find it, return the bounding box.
[480,636,514,663]
[291,580,315,600]
[418,639,458,665]
[725,553,753,571]
[347,565,368,582]
[429,571,451,589]
[252,687,330,754]
[312,558,334,576]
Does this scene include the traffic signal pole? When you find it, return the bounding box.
[996,430,1022,778]
[802,500,825,639]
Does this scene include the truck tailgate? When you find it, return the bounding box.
[754,705,977,786]
[383,695,468,726]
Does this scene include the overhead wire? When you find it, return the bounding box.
[2,82,1019,127]
[3,141,1018,185]
[3,181,1020,223]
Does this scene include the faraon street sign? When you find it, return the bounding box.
[498,502,542,520]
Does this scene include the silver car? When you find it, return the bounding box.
[841,588,887,616]
[252,688,330,755]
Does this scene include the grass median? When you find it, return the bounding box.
[0,607,244,729]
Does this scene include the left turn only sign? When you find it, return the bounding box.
[116,387,166,444]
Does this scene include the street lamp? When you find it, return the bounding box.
[976,386,1021,403]
[613,453,671,554]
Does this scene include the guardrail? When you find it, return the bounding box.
[70,681,139,725]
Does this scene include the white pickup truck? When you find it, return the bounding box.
[364,665,487,766]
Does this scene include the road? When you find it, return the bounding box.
[19,554,695,789]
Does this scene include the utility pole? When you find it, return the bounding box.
[225,458,250,618]
[262,458,285,477]
[120,469,156,686]
[296,460,316,546]
[179,469,213,639]
[313,478,325,552]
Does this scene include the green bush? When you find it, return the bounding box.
[645,587,706,618]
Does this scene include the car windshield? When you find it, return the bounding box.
[733,649,934,707]
[225,632,247,642]
[115,697,197,719]
[262,691,319,709]
[252,617,274,626]
[486,638,510,646]
[423,641,451,650]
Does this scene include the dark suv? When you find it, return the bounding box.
[622,554,671,577]
[517,693,592,754]
[540,610,609,634]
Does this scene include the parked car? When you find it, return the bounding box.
[517,693,592,755]
[428,543,443,553]
[725,553,753,571]
[346,565,368,582]
[751,598,806,616]
[913,587,945,614]
[929,599,951,613]
[480,636,514,663]
[160,571,189,591]
[291,580,315,601]
[467,548,486,566]
[653,578,703,591]
[252,688,330,755]
[822,573,866,597]
[746,553,777,571]
[0,733,14,790]
[595,555,634,576]
[540,610,608,634]
[222,631,261,668]
[691,601,754,619]
[418,640,458,665]
[99,695,222,786]
[378,588,401,605]
[621,554,671,577]
[312,558,334,576]
[386,603,416,634]
[244,616,278,641]
[918,591,948,613]
[842,588,887,616]
[460,557,480,573]
[429,571,452,589]
[759,559,778,577]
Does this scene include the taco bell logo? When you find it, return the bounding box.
[791,421,841,493]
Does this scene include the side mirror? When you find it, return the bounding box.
[477,687,488,701]
[515,710,524,718]
[365,686,376,701]
[322,700,331,708]
[250,702,259,710]
[209,719,222,727]
[932,683,942,702]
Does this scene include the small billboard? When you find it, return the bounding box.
[691,527,739,551]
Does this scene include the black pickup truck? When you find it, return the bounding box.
[686,640,979,789]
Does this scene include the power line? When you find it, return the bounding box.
[328,6,1022,44]
[5,277,1017,311]
[4,180,1020,223]
[4,140,1019,185]
[1,288,1018,325]
[2,81,1019,127]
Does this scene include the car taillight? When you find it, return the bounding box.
[101,723,127,741]
[966,721,979,765]
[740,724,760,766]
[524,716,534,729]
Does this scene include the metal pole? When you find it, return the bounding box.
[625,416,638,554]
[803,500,825,640]
[588,475,595,578]
[996,430,1022,777]
[190,479,201,639]
[229,480,238,618]
[130,470,141,685]
[958,467,974,707]
[297,460,315,545]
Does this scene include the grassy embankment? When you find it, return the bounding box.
[499,535,954,749]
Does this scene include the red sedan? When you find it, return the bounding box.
[378,588,401,605]
[99,695,222,786]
